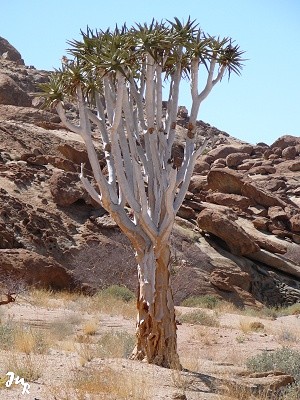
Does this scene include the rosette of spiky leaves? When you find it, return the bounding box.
[67,25,137,79]
[40,18,245,108]
[39,57,101,109]
[216,38,245,78]
[131,20,174,65]
[39,71,65,109]
[202,34,245,78]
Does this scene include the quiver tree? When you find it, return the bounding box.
[41,18,244,368]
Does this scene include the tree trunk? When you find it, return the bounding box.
[131,243,180,368]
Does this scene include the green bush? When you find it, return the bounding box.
[246,347,300,383]
[100,285,135,303]
[181,295,220,309]
[179,310,219,327]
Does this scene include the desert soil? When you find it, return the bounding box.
[0,294,299,400]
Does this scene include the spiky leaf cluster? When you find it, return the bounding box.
[40,17,245,108]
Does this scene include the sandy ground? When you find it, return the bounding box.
[0,296,300,399]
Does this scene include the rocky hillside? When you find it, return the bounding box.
[0,38,300,308]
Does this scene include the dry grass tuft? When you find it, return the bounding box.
[49,366,151,400]
[96,330,135,358]
[49,314,82,341]
[218,380,270,400]
[27,288,54,307]
[82,319,98,336]
[13,326,50,354]
[5,353,43,382]
[239,319,265,334]
[76,341,95,366]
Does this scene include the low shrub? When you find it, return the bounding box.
[179,310,219,327]
[181,295,220,309]
[246,347,300,383]
[100,285,135,303]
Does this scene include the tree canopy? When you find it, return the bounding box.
[41,17,244,109]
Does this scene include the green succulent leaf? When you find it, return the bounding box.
[39,17,245,109]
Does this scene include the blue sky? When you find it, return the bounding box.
[1,0,299,145]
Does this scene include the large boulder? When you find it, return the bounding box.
[248,165,276,175]
[188,175,208,194]
[241,182,287,208]
[0,73,32,106]
[207,168,244,194]
[197,208,259,256]
[288,161,300,172]
[0,37,24,64]
[210,268,251,292]
[205,192,252,210]
[57,143,99,171]
[271,135,300,150]
[0,249,75,289]
[49,170,96,207]
[207,144,253,161]
[226,152,250,168]
[282,146,297,160]
[290,214,300,232]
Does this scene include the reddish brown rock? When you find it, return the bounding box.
[237,161,255,171]
[202,155,214,165]
[290,214,300,232]
[0,73,32,106]
[188,175,208,194]
[252,144,269,157]
[0,37,24,64]
[234,371,294,394]
[273,147,282,156]
[248,165,276,175]
[241,182,287,208]
[282,146,297,159]
[268,220,287,234]
[207,168,244,194]
[268,206,288,221]
[226,152,250,168]
[197,209,259,255]
[49,170,85,206]
[252,217,269,231]
[288,161,300,171]
[210,268,251,292]
[248,205,268,217]
[57,143,104,171]
[263,149,274,159]
[0,249,75,289]
[262,179,287,192]
[212,158,226,168]
[254,232,287,254]
[177,205,196,220]
[205,192,252,210]
[193,160,210,174]
[26,155,77,172]
[271,135,300,150]
[268,154,279,160]
[207,144,253,161]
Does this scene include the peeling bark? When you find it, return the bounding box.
[131,244,180,368]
